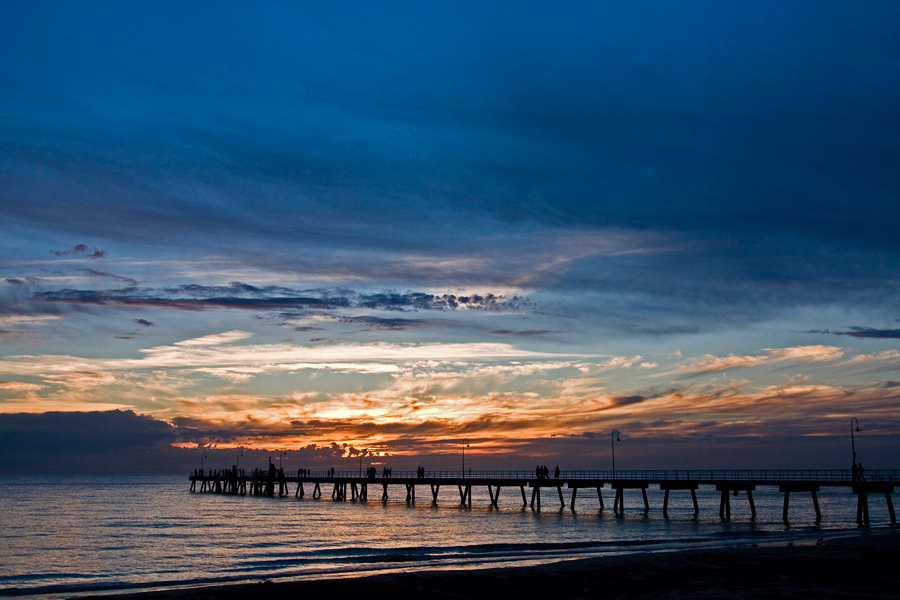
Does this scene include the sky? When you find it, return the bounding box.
[1,1,899,473]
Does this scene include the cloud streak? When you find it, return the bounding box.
[676,346,844,376]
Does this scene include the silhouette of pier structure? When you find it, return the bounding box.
[190,469,897,525]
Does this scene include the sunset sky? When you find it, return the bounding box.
[2,2,899,472]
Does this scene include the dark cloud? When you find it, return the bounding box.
[134,318,155,327]
[356,292,511,311]
[50,244,107,259]
[76,269,139,287]
[338,316,426,331]
[5,277,47,286]
[490,329,554,336]
[808,327,900,339]
[0,410,185,473]
[609,395,647,408]
[31,285,517,314]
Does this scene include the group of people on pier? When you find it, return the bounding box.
[535,465,560,479]
[853,462,867,481]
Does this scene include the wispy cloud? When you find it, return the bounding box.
[675,346,843,376]
[0,332,565,377]
[840,350,900,365]
[75,268,139,287]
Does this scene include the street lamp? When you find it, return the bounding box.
[611,430,621,479]
[200,450,208,472]
[279,450,285,470]
[850,417,861,467]
[462,439,469,477]
[236,447,244,470]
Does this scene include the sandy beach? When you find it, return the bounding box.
[83,531,900,600]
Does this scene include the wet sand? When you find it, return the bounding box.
[84,531,899,600]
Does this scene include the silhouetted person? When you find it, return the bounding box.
[555,466,560,478]
[858,463,866,481]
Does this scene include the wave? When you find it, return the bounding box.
[0,529,838,598]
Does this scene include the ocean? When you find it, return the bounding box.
[0,474,888,598]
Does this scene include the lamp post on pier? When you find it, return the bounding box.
[462,439,469,478]
[611,430,621,479]
[236,447,243,471]
[850,417,861,474]
[200,450,207,473]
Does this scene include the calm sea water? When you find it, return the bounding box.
[0,474,890,598]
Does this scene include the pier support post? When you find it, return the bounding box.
[360,483,367,502]
[691,489,699,515]
[531,486,541,510]
[458,485,471,507]
[382,483,389,503]
[431,484,440,503]
[716,484,755,520]
[613,488,624,514]
[570,487,578,511]
[857,492,869,525]
[597,487,604,510]
[778,484,819,522]
[783,490,790,522]
[660,483,700,517]
[313,482,321,499]
[557,486,565,509]
[641,488,649,512]
[719,490,731,520]
[296,482,304,498]
[853,483,895,525]
[406,484,415,504]
[487,485,501,507]
[520,485,527,507]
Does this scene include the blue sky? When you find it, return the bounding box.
[1,2,898,471]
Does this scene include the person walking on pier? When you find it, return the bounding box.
[555,466,560,479]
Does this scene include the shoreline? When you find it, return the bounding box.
[80,530,900,600]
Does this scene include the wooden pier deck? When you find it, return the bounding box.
[189,468,898,525]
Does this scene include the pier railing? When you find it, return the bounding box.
[204,469,899,482]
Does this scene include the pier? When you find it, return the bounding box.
[190,468,898,525]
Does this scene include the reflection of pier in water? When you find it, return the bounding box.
[189,469,898,525]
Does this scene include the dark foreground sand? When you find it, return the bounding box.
[86,531,899,600]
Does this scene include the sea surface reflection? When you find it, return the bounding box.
[0,474,887,597]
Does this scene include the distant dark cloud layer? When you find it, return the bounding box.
[32,284,513,313]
